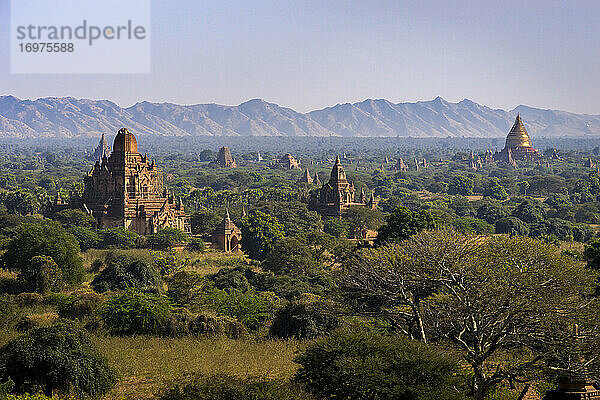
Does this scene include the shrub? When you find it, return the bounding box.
[188,312,247,339]
[19,256,63,294]
[57,290,105,322]
[166,271,215,308]
[208,289,280,331]
[0,295,22,330]
[53,209,95,228]
[151,249,190,275]
[158,374,311,400]
[100,289,173,335]
[262,238,322,276]
[0,323,116,397]
[270,300,339,339]
[495,217,530,236]
[323,217,349,238]
[208,267,254,292]
[98,227,139,249]
[67,226,100,251]
[147,227,188,250]
[2,221,84,286]
[187,237,207,252]
[91,251,162,293]
[294,329,466,400]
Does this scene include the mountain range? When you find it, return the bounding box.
[1,95,599,139]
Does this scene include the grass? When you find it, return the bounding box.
[93,335,302,399]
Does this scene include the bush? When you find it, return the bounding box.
[158,374,311,400]
[67,226,100,251]
[495,217,530,236]
[262,237,322,276]
[0,295,22,330]
[18,256,63,295]
[53,209,95,228]
[147,227,188,250]
[166,271,215,308]
[98,227,139,249]
[57,290,105,322]
[208,289,280,331]
[208,267,254,292]
[91,251,162,293]
[270,300,339,339]
[100,289,173,335]
[323,217,349,238]
[2,221,84,286]
[294,329,466,400]
[188,312,247,339]
[187,237,207,252]
[0,323,116,398]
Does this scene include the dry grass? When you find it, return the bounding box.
[93,335,302,399]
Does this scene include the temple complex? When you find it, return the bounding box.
[82,128,187,235]
[311,156,376,217]
[495,114,539,162]
[214,146,237,168]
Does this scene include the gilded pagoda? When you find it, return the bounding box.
[495,114,539,162]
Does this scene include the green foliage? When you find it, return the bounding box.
[57,290,105,323]
[53,209,95,228]
[67,226,100,251]
[584,238,600,271]
[294,329,466,400]
[270,300,339,339]
[0,295,23,330]
[262,237,322,276]
[376,206,437,244]
[323,217,349,238]
[208,289,280,331]
[166,270,215,308]
[495,217,530,236]
[254,201,323,237]
[0,323,116,398]
[151,249,190,275]
[2,221,84,286]
[98,227,139,249]
[448,175,474,196]
[147,227,188,250]
[452,217,494,234]
[342,205,383,238]
[476,201,509,224]
[100,289,173,335]
[512,199,546,224]
[3,394,60,400]
[190,209,222,237]
[91,251,162,293]
[158,374,311,400]
[19,255,63,294]
[241,210,285,261]
[187,237,207,252]
[483,178,509,200]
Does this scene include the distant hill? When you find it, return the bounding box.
[1,95,599,139]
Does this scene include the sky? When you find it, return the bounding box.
[0,0,599,114]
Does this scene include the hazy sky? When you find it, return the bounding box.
[1,0,599,114]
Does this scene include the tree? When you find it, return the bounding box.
[512,199,545,224]
[20,255,63,294]
[2,221,84,286]
[342,206,383,239]
[190,209,221,237]
[584,238,600,270]
[375,206,437,245]
[495,216,530,236]
[98,227,139,249]
[270,300,339,339]
[68,226,100,251]
[294,329,466,400]
[262,237,322,276]
[208,289,280,331]
[91,251,162,293]
[476,201,509,224]
[323,217,349,238]
[0,323,116,397]
[448,175,474,196]
[254,201,322,237]
[147,227,188,250]
[482,178,508,200]
[53,209,95,228]
[344,230,597,400]
[0,188,41,215]
[240,210,285,261]
[101,289,173,335]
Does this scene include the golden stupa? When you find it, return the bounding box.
[495,113,539,163]
[505,113,532,148]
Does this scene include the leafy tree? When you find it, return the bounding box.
[483,178,508,200]
[208,289,279,331]
[584,238,600,271]
[294,329,466,400]
[158,374,311,400]
[254,201,322,237]
[240,210,285,261]
[476,201,509,224]
[91,251,162,293]
[101,289,172,335]
[452,217,494,234]
[53,209,95,228]
[166,271,215,308]
[342,206,383,239]
[147,227,188,250]
[190,209,221,237]
[512,199,545,224]
[495,217,530,236]
[98,227,139,249]
[67,226,100,251]
[270,300,339,339]
[20,256,63,294]
[2,221,84,286]
[323,217,349,238]
[0,188,41,215]
[0,323,116,397]
[448,175,474,196]
[262,237,322,276]
[186,237,207,252]
[376,206,437,245]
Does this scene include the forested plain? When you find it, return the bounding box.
[1,136,600,400]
